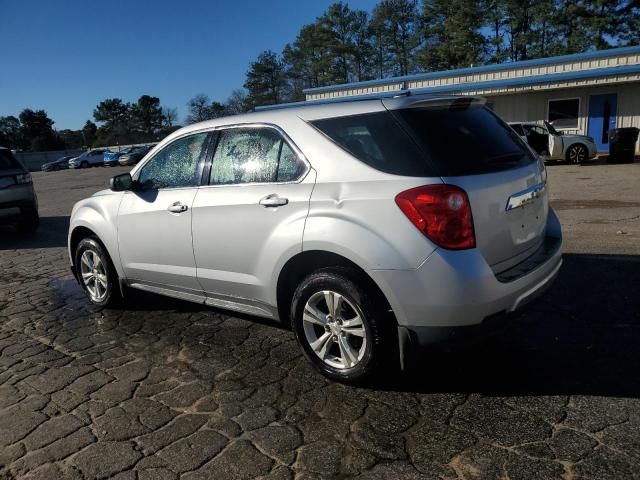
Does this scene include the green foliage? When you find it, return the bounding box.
[82,120,97,148]
[130,95,164,137]
[244,50,288,108]
[371,0,420,76]
[418,0,486,70]
[0,116,23,150]
[18,109,64,151]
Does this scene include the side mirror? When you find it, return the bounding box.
[110,173,133,192]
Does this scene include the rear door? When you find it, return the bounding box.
[387,100,548,271]
[191,125,314,310]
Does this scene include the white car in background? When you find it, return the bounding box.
[69,149,108,169]
[509,121,597,164]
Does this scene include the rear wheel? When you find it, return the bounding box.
[75,237,120,307]
[567,144,587,164]
[291,268,393,383]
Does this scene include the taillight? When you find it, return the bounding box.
[395,184,476,250]
[15,173,32,184]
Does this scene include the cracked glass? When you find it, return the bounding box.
[210,128,304,185]
[138,132,208,189]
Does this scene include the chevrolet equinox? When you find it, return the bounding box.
[68,94,563,382]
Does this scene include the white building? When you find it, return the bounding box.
[303,46,640,154]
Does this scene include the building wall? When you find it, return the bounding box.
[487,83,640,153]
[305,47,640,101]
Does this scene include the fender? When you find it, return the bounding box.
[68,191,125,278]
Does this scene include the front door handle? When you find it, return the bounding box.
[259,194,289,207]
[168,202,188,213]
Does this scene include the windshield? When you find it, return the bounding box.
[0,149,22,170]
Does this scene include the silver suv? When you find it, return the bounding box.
[68,94,562,382]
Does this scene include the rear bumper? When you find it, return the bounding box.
[370,208,562,343]
[0,185,37,223]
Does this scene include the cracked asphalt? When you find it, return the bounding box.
[0,159,639,480]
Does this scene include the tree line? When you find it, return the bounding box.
[239,0,640,108]
[2,0,638,151]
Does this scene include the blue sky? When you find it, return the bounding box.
[0,0,379,130]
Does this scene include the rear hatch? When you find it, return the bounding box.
[384,97,548,271]
[0,149,26,189]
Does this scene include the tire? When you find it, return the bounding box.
[81,161,90,168]
[291,268,394,383]
[52,164,59,171]
[566,144,587,164]
[17,208,39,234]
[75,237,120,307]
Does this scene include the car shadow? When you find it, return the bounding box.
[380,253,640,398]
[100,252,640,398]
[0,216,69,250]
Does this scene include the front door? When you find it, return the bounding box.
[588,94,617,152]
[117,131,210,296]
[191,126,315,315]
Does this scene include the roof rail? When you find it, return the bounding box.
[254,89,412,112]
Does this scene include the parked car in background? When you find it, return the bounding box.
[69,94,562,383]
[42,155,73,171]
[69,149,107,169]
[103,147,135,167]
[509,121,597,164]
[118,145,154,166]
[0,146,39,233]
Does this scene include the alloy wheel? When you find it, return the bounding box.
[302,290,367,369]
[80,249,108,302]
[569,145,586,164]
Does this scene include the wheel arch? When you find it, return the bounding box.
[276,250,394,327]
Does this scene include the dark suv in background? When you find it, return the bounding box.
[0,147,39,233]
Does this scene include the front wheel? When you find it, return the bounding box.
[291,268,393,383]
[75,237,120,307]
[81,161,90,168]
[567,144,587,164]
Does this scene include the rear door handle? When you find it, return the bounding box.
[259,194,289,207]
[168,202,188,213]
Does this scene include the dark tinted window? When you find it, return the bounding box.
[548,98,579,129]
[393,103,536,175]
[313,104,535,177]
[312,112,430,176]
[0,149,21,170]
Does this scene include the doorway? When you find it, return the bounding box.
[588,94,618,152]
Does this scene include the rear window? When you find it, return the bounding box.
[0,149,21,170]
[312,102,536,176]
[312,111,429,176]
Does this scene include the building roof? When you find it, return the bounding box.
[304,45,640,97]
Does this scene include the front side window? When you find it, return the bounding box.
[210,127,305,185]
[548,98,579,129]
[138,132,208,189]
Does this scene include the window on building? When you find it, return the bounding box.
[548,98,580,129]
